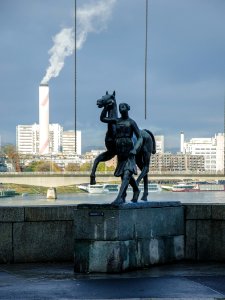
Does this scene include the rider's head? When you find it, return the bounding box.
[119,103,130,114]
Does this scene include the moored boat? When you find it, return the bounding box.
[127,183,162,193]
[78,184,119,194]
[172,183,199,192]
[0,189,19,198]
[78,183,162,194]
[171,182,225,192]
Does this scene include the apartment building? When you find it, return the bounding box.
[181,132,224,172]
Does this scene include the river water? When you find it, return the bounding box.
[0,191,225,206]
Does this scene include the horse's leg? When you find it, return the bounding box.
[137,152,151,200]
[90,151,115,185]
[136,165,149,185]
[141,174,148,201]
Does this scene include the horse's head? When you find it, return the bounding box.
[97,91,116,109]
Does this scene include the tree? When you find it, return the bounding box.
[97,162,106,171]
[23,161,38,172]
[2,144,21,172]
[80,162,92,172]
[65,163,80,172]
[24,161,62,172]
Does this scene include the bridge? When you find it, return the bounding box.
[0,172,225,187]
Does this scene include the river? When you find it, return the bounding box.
[0,190,225,206]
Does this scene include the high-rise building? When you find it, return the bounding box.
[155,135,164,153]
[16,123,63,155]
[182,132,224,172]
[49,124,63,154]
[62,130,81,155]
[16,124,39,154]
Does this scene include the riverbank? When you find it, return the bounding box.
[0,183,84,195]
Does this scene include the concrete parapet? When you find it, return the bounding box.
[74,202,184,273]
[13,221,73,262]
[0,207,24,222]
[1,201,225,267]
[184,204,225,261]
[0,223,13,263]
[25,206,74,221]
[0,205,75,263]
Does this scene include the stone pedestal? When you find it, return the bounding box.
[74,201,184,273]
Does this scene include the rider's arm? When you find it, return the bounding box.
[130,120,143,154]
[100,107,117,123]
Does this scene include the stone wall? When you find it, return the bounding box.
[1,202,225,269]
[185,204,225,261]
[0,206,74,263]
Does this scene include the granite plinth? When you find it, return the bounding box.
[74,201,184,273]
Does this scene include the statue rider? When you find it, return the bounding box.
[100,102,143,204]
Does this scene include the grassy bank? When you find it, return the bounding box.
[1,183,85,195]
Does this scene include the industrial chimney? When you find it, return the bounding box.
[180,131,184,154]
[39,84,49,155]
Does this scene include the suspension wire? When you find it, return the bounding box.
[74,0,77,154]
[144,0,149,120]
[222,92,225,175]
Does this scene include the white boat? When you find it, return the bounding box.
[0,189,19,198]
[127,183,162,193]
[172,183,199,192]
[78,183,161,194]
[171,181,225,192]
[78,184,119,194]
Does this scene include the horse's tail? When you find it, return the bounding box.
[144,129,156,154]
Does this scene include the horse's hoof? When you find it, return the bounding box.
[131,198,138,203]
[111,198,124,205]
[141,194,148,201]
[90,176,96,185]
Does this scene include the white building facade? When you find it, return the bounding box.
[155,135,164,153]
[49,124,63,154]
[16,124,39,154]
[16,123,63,155]
[62,130,81,155]
[181,132,224,172]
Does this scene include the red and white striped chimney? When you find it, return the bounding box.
[39,84,49,155]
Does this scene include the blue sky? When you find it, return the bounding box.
[0,0,224,152]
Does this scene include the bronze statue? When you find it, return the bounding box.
[90,91,156,204]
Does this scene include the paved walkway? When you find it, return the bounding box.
[0,262,225,299]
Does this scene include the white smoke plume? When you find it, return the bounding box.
[41,0,117,84]
[41,28,74,84]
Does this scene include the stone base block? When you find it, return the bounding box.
[74,235,184,273]
[74,202,184,273]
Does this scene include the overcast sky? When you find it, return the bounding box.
[0,0,225,152]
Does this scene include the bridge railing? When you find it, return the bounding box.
[0,170,224,176]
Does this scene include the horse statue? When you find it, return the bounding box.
[90,91,156,201]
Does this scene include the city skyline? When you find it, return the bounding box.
[0,0,225,152]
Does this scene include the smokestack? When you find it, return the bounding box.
[39,84,49,155]
[180,131,184,153]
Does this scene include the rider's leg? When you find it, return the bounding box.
[112,170,131,205]
[129,176,140,202]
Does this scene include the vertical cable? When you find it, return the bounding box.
[144,0,149,120]
[74,0,77,154]
[224,92,225,175]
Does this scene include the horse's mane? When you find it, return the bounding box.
[108,96,118,118]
